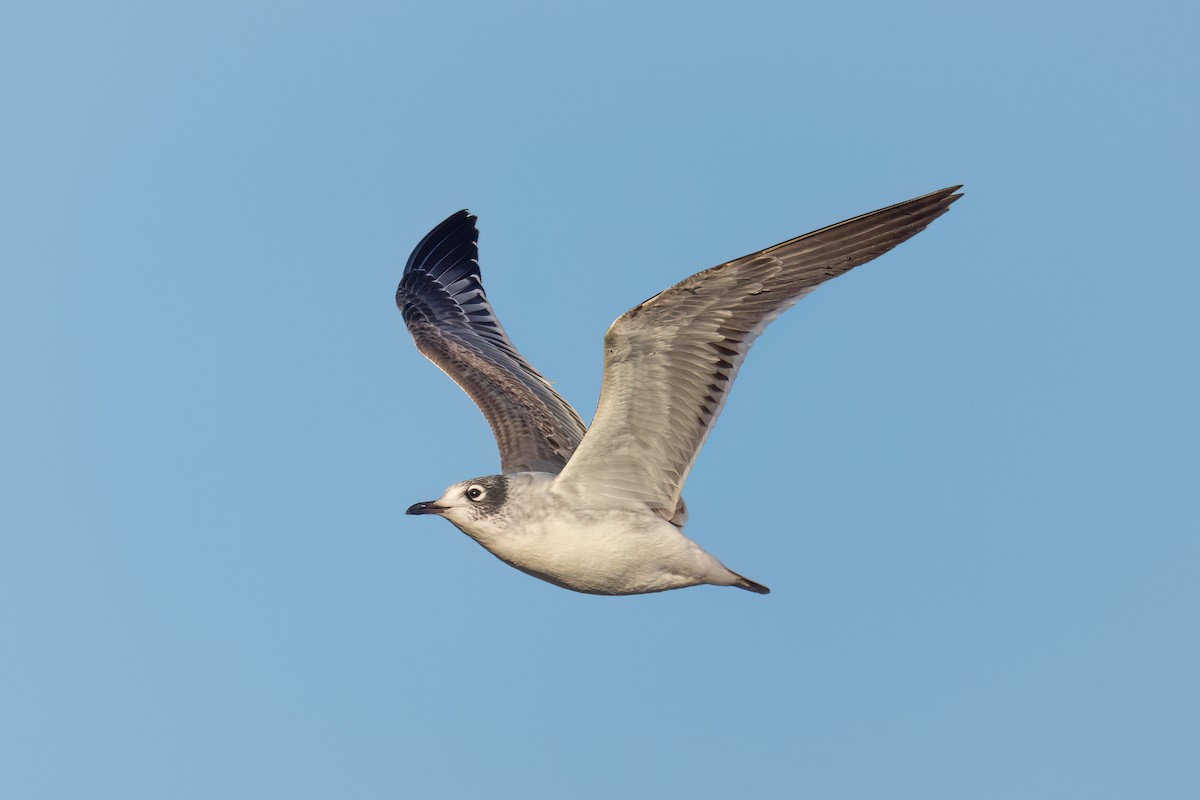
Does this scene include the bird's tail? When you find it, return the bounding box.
[732,573,770,594]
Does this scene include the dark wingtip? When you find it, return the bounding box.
[401,209,480,280]
[915,184,964,209]
[886,184,964,237]
[396,209,486,316]
[932,184,965,207]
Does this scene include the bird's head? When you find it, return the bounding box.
[406,474,510,536]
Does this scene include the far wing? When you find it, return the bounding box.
[396,211,587,474]
[554,187,963,518]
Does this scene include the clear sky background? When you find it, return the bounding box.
[3,1,1197,798]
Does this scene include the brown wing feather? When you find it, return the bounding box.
[555,187,963,517]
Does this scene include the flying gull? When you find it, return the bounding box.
[397,186,962,595]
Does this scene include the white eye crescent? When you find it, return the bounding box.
[466,485,486,501]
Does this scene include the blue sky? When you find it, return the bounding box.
[2,1,1197,798]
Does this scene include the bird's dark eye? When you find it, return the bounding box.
[466,486,484,501]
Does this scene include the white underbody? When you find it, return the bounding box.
[444,473,743,595]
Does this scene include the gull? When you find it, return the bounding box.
[397,186,962,595]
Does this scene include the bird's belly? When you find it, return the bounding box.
[484,512,709,596]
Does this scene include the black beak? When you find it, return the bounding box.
[406,501,445,516]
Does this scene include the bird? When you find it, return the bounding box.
[396,186,962,596]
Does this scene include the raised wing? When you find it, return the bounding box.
[396,211,587,474]
[553,186,963,519]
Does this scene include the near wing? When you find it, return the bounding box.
[553,186,963,519]
[396,211,587,474]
